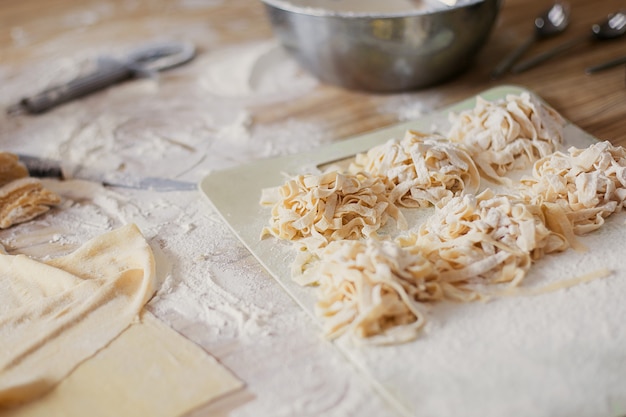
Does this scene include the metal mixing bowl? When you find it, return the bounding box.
[260,0,501,92]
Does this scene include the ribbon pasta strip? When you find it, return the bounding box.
[349,130,480,208]
[258,95,626,344]
[519,141,626,235]
[260,170,407,252]
[297,190,570,344]
[299,239,438,345]
[400,189,570,291]
[447,92,565,185]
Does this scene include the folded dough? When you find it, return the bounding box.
[0,224,156,406]
[2,312,244,417]
[0,153,28,187]
[0,178,61,229]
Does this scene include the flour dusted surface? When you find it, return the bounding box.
[0,15,397,416]
[2,6,626,414]
[218,88,626,417]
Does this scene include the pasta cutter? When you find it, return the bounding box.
[7,40,196,115]
[19,154,197,192]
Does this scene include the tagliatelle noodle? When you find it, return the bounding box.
[349,130,480,208]
[519,141,626,235]
[296,238,438,344]
[260,170,407,252]
[399,189,570,295]
[258,100,617,345]
[294,189,572,342]
[448,93,565,185]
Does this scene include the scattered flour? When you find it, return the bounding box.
[177,0,223,10]
[3,2,626,417]
[1,37,322,178]
[62,2,116,28]
[197,40,318,101]
[0,8,394,416]
[378,93,443,121]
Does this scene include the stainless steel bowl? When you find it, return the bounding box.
[261,0,501,92]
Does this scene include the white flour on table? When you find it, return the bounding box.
[4,4,625,417]
[0,38,326,176]
[0,13,395,417]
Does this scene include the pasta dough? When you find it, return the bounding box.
[259,93,624,345]
[403,189,570,290]
[0,152,60,229]
[297,189,571,343]
[519,141,626,234]
[0,153,28,187]
[0,178,60,230]
[0,224,156,406]
[448,92,564,184]
[260,170,406,252]
[2,312,244,417]
[349,130,480,208]
[297,238,437,345]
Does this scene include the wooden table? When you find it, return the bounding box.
[2,0,626,416]
[2,0,626,145]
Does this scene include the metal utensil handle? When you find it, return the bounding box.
[17,154,64,179]
[586,55,626,74]
[491,35,537,79]
[511,33,590,74]
[126,41,196,73]
[19,58,133,114]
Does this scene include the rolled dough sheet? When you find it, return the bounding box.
[0,224,156,405]
[1,312,244,417]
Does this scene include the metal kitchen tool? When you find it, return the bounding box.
[491,1,570,79]
[7,40,196,115]
[19,154,197,192]
[512,11,626,74]
[585,55,626,74]
[260,0,501,92]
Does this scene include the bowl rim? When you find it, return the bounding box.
[259,0,491,19]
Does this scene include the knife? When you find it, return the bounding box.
[18,154,197,192]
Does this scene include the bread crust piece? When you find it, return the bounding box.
[0,152,29,187]
[0,177,61,229]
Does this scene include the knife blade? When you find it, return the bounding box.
[18,154,197,192]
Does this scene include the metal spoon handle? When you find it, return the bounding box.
[511,33,591,74]
[16,154,65,179]
[491,35,537,79]
[586,55,626,74]
[12,58,133,114]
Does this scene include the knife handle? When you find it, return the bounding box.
[13,58,133,114]
[17,155,64,179]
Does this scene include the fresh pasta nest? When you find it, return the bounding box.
[260,93,625,345]
[519,141,626,234]
[348,130,480,208]
[260,170,406,252]
[448,92,564,185]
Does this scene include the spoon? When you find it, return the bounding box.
[512,11,626,74]
[585,54,626,74]
[491,1,570,79]
[7,41,196,115]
